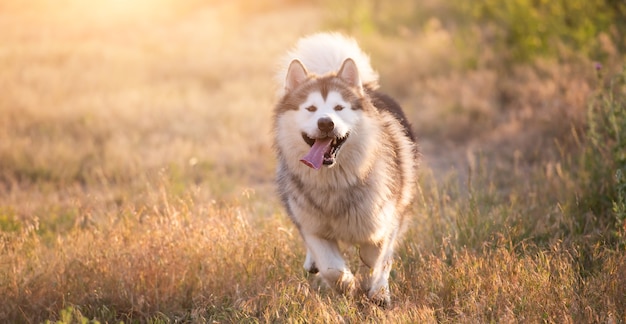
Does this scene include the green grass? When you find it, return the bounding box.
[583,68,626,245]
[1,0,625,322]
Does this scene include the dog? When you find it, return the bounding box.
[273,33,418,307]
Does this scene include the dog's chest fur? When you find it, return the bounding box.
[276,112,410,244]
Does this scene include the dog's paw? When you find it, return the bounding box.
[370,295,390,309]
[303,256,319,274]
[303,252,318,274]
[305,262,319,274]
[337,271,357,296]
[368,286,391,309]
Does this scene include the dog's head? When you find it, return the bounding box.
[275,58,368,169]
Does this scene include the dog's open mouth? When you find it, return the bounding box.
[300,133,349,169]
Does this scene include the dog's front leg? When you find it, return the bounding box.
[303,234,356,296]
[303,249,318,273]
[359,240,394,308]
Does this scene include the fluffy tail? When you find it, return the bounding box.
[276,32,379,96]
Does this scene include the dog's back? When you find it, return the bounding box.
[368,89,415,141]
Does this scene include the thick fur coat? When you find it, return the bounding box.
[273,33,418,306]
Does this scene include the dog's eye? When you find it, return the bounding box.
[334,105,344,111]
[305,106,317,112]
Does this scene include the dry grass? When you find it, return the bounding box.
[1,0,625,322]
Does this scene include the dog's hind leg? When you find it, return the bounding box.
[303,234,356,296]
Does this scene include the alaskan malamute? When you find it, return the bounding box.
[273,33,418,307]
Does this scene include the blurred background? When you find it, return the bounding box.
[1,0,623,197]
[1,0,625,321]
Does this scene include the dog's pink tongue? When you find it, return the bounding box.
[300,138,333,169]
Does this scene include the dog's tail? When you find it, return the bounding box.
[276,32,379,96]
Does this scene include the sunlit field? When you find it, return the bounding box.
[1,0,625,322]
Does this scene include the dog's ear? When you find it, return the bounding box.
[285,59,308,92]
[338,58,362,94]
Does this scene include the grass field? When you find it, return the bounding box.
[1,0,625,322]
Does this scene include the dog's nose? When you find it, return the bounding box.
[317,117,334,133]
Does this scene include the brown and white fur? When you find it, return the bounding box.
[273,33,417,307]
